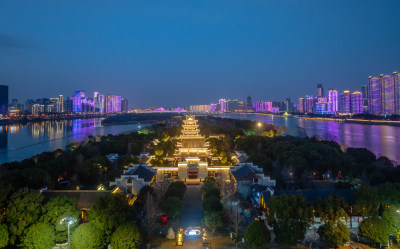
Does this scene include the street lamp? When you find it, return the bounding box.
[257,122,262,136]
[60,216,77,249]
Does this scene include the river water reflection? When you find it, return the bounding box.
[213,113,400,163]
[0,119,142,164]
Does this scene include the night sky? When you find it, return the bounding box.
[1,0,400,108]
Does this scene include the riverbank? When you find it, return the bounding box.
[0,113,115,125]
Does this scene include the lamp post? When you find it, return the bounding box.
[289,172,293,189]
[60,216,76,249]
[257,122,261,136]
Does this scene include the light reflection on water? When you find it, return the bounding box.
[215,113,400,163]
[0,118,142,164]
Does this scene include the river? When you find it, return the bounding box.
[1,114,399,165]
[212,113,400,164]
[0,118,143,164]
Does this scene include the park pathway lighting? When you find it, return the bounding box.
[60,216,77,249]
[257,122,262,136]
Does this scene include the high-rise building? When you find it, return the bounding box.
[285,98,292,112]
[121,97,128,112]
[394,71,400,115]
[255,101,264,112]
[246,96,252,111]
[368,76,381,114]
[32,104,45,114]
[265,101,272,112]
[380,74,394,114]
[317,84,324,97]
[314,97,328,114]
[72,91,85,113]
[305,95,314,113]
[328,89,338,113]
[59,95,64,113]
[218,99,227,112]
[0,85,9,115]
[299,98,305,113]
[351,91,363,114]
[94,92,105,113]
[106,95,122,113]
[339,91,351,114]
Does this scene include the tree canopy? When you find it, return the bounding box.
[71,223,103,249]
[22,222,55,249]
[244,221,271,249]
[111,222,142,249]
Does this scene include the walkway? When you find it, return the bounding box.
[180,184,203,228]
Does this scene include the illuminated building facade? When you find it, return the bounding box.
[305,95,314,113]
[339,91,351,114]
[351,91,363,114]
[368,76,381,114]
[72,91,84,113]
[317,84,324,97]
[255,101,264,112]
[106,95,122,113]
[219,99,227,112]
[121,97,128,112]
[265,102,272,112]
[328,89,338,113]
[299,98,304,113]
[394,72,400,115]
[380,74,394,114]
[314,97,328,114]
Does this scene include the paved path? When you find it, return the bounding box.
[180,184,203,228]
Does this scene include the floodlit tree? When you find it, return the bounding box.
[162,197,182,218]
[111,221,142,249]
[41,196,80,243]
[22,222,55,249]
[143,192,161,240]
[244,221,271,249]
[225,193,243,243]
[202,211,223,235]
[0,224,9,248]
[70,223,103,249]
[6,189,44,246]
[89,194,134,243]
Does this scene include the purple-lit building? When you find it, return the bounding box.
[394,71,400,115]
[305,95,314,113]
[72,91,86,113]
[255,101,264,112]
[314,97,328,114]
[94,92,105,113]
[380,74,394,114]
[265,102,272,112]
[368,76,381,114]
[351,91,363,114]
[328,89,338,113]
[339,91,351,114]
[106,95,122,113]
[219,99,227,112]
[271,107,279,113]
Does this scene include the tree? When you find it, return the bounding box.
[318,220,349,247]
[0,224,9,248]
[202,196,223,214]
[225,194,243,244]
[41,196,80,243]
[162,197,182,218]
[89,194,134,243]
[6,189,44,246]
[267,194,312,245]
[353,185,380,216]
[22,222,55,249]
[143,192,161,240]
[111,222,142,249]
[244,221,271,249]
[70,223,103,249]
[202,211,223,235]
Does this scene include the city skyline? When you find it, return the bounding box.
[1,0,400,108]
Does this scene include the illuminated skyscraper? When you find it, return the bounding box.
[314,97,328,114]
[0,85,8,115]
[317,84,324,97]
[72,91,85,113]
[380,74,394,114]
[94,92,105,113]
[265,101,272,112]
[368,76,381,114]
[59,95,64,113]
[106,95,122,113]
[219,99,227,112]
[394,71,400,115]
[299,98,304,113]
[328,89,338,113]
[339,91,351,114]
[255,101,264,112]
[351,91,363,114]
[305,95,314,113]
